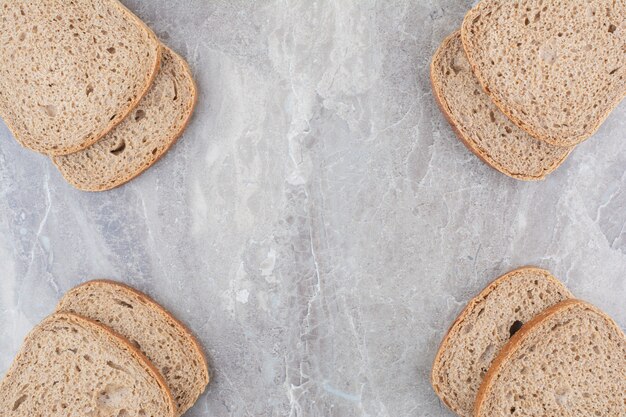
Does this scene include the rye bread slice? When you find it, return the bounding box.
[475,299,626,417]
[431,267,572,417]
[0,0,161,155]
[431,32,573,180]
[461,0,626,147]
[0,312,176,417]
[56,280,209,415]
[52,46,196,191]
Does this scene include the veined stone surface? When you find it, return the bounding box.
[0,1,624,416]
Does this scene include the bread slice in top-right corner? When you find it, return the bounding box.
[52,46,197,192]
[431,267,572,417]
[431,31,573,181]
[462,0,626,147]
[56,280,209,415]
[475,299,626,417]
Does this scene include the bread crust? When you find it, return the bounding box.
[56,279,210,414]
[461,0,626,147]
[51,46,197,191]
[430,32,573,181]
[474,299,625,417]
[430,266,572,415]
[0,0,163,156]
[0,312,177,417]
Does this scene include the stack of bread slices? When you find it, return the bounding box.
[431,0,625,180]
[0,280,209,416]
[0,0,197,191]
[432,267,626,417]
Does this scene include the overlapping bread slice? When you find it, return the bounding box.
[431,32,572,180]
[475,299,626,417]
[52,46,197,191]
[462,0,626,147]
[56,280,209,415]
[431,267,572,417]
[0,0,161,155]
[0,313,176,417]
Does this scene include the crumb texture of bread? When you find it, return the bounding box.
[53,47,196,191]
[57,280,209,415]
[462,0,626,147]
[0,313,175,417]
[475,300,626,417]
[431,32,572,180]
[0,0,160,155]
[431,267,572,417]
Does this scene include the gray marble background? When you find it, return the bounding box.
[0,1,624,416]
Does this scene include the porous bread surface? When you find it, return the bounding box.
[0,0,161,155]
[431,267,572,417]
[476,300,626,417]
[0,313,175,417]
[462,0,626,147]
[431,32,572,180]
[56,280,209,415]
[52,47,196,191]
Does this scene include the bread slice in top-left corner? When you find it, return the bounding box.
[0,0,162,155]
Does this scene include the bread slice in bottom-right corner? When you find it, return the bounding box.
[431,31,573,181]
[475,299,626,417]
[56,280,209,415]
[431,267,572,417]
[52,46,197,191]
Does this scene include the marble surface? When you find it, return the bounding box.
[0,1,625,416]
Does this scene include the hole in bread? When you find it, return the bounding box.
[509,320,523,337]
[107,47,116,54]
[86,84,94,96]
[608,24,616,33]
[524,17,530,25]
[609,67,619,75]
[42,105,58,118]
[83,354,92,362]
[171,76,179,101]
[18,32,26,41]
[134,109,146,122]
[106,361,127,373]
[113,298,133,309]
[110,140,126,156]
[479,344,495,364]
[510,406,516,414]
[489,111,496,123]
[117,410,129,417]
[504,126,512,134]
[151,148,158,155]
[12,395,27,411]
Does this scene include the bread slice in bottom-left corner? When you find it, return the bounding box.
[56,280,209,415]
[52,46,197,191]
[0,312,176,417]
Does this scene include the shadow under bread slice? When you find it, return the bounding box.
[0,313,175,417]
[56,280,209,416]
[52,46,197,191]
[431,31,573,181]
[475,299,625,417]
[431,267,572,417]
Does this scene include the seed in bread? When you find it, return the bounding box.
[475,299,626,417]
[0,0,161,155]
[461,0,626,147]
[431,267,572,417]
[56,280,209,415]
[431,32,573,180]
[0,313,176,417]
[52,47,196,191]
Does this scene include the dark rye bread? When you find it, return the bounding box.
[52,47,197,191]
[431,267,572,417]
[476,300,626,417]
[56,280,209,415]
[0,0,161,155]
[462,0,626,147]
[431,32,573,180]
[0,313,176,417]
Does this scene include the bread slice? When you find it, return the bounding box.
[431,267,572,417]
[52,46,196,191]
[56,280,209,415]
[462,0,626,147]
[475,299,626,417]
[0,0,161,155]
[431,32,573,180]
[0,313,175,417]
